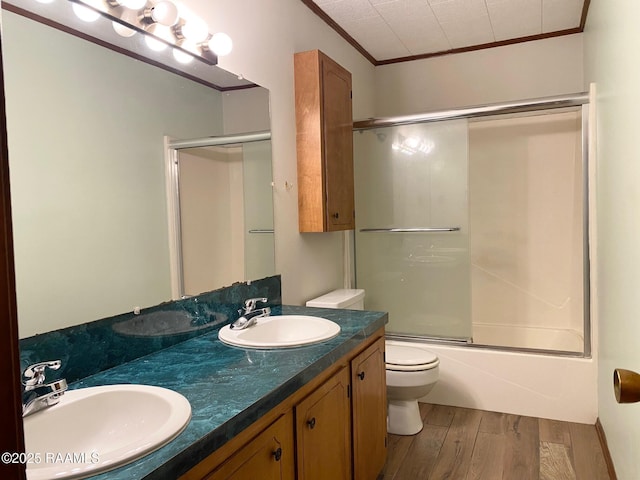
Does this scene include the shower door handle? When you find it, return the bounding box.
[359,227,461,233]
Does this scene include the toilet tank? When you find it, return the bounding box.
[306,289,365,310]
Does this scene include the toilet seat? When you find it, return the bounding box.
[386,344,439,372]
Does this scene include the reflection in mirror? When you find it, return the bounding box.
[3,5,274,338]
[169,135,274,298]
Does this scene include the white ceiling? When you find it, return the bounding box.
[308,0,587,63]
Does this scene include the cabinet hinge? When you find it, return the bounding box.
[347,384,351,398]
[350,90,353,99]
[385,436,387,448]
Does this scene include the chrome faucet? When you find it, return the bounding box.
[230,297,271,330]
[22,360,68,417]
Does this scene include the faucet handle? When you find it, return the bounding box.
[244,297,268,312]
[22,360,62,388]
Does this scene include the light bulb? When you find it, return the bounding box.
[208,32,232,56]
[72,2,101,22]
[151,1,179,26]
[112,9,139,37]
[35,0,55,4]
[173,40,198,64]
[145,35,167,52]
[113,21,136,37]
[173,47,194,64]
[144,24,173,52]
[181,17,208,43]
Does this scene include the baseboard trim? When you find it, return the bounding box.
[596,418,618,480]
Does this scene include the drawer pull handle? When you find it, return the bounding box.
[358,371,365,381]
[307,417,316,429]
[273,447,282,462]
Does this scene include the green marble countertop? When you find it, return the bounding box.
[74,305,387,479]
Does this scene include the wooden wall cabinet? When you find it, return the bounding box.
[294,49,355,232]
[181,330,386,480]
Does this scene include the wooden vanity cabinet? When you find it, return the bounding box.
[294,49,355,232]
[180,329,386,480]
[296,366,352,480]
[202,413,295,480]
[351,337,387,480]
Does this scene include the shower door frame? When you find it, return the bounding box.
[353,92,592,358]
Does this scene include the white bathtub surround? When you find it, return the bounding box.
[469,110,585,352]
[387,340,597,424]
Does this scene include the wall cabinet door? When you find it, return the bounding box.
[351,337,387,480]
[294,49,355,232]
[204,413,294,480]
[295,365,352,480]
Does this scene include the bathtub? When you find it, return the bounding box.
[386,338,597,424]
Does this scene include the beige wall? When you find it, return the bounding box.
[374,34,584,116]
[585,1,640,478]
[189,0,376,305]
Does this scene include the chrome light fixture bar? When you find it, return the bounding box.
[67,0,232,65]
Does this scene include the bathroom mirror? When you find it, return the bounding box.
[167,132,275,299]
[2,1,275,338]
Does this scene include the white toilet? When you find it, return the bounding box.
[306,289,440,436]
[385,342,439,435]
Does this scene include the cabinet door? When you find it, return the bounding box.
[351,337,387,480]
[296,366,351,480]
[204,412,295,480]
[294,49,354,232]
[321,54,354,230]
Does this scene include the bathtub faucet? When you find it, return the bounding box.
[22,360,68,417]
[230,297,271,330]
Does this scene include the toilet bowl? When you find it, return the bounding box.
[385,343,439,435]
[306,289,440,436]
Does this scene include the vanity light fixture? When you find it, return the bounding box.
[67,0,233,65]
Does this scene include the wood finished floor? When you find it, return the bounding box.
[380,403,611,480]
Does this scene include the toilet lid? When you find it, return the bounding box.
[386,345,439,371]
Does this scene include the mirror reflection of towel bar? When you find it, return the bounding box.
[359,227,461,233]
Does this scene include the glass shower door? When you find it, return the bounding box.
[354,120,471,340]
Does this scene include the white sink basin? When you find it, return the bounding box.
[218,315,341,349]
[25,384,191,480]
